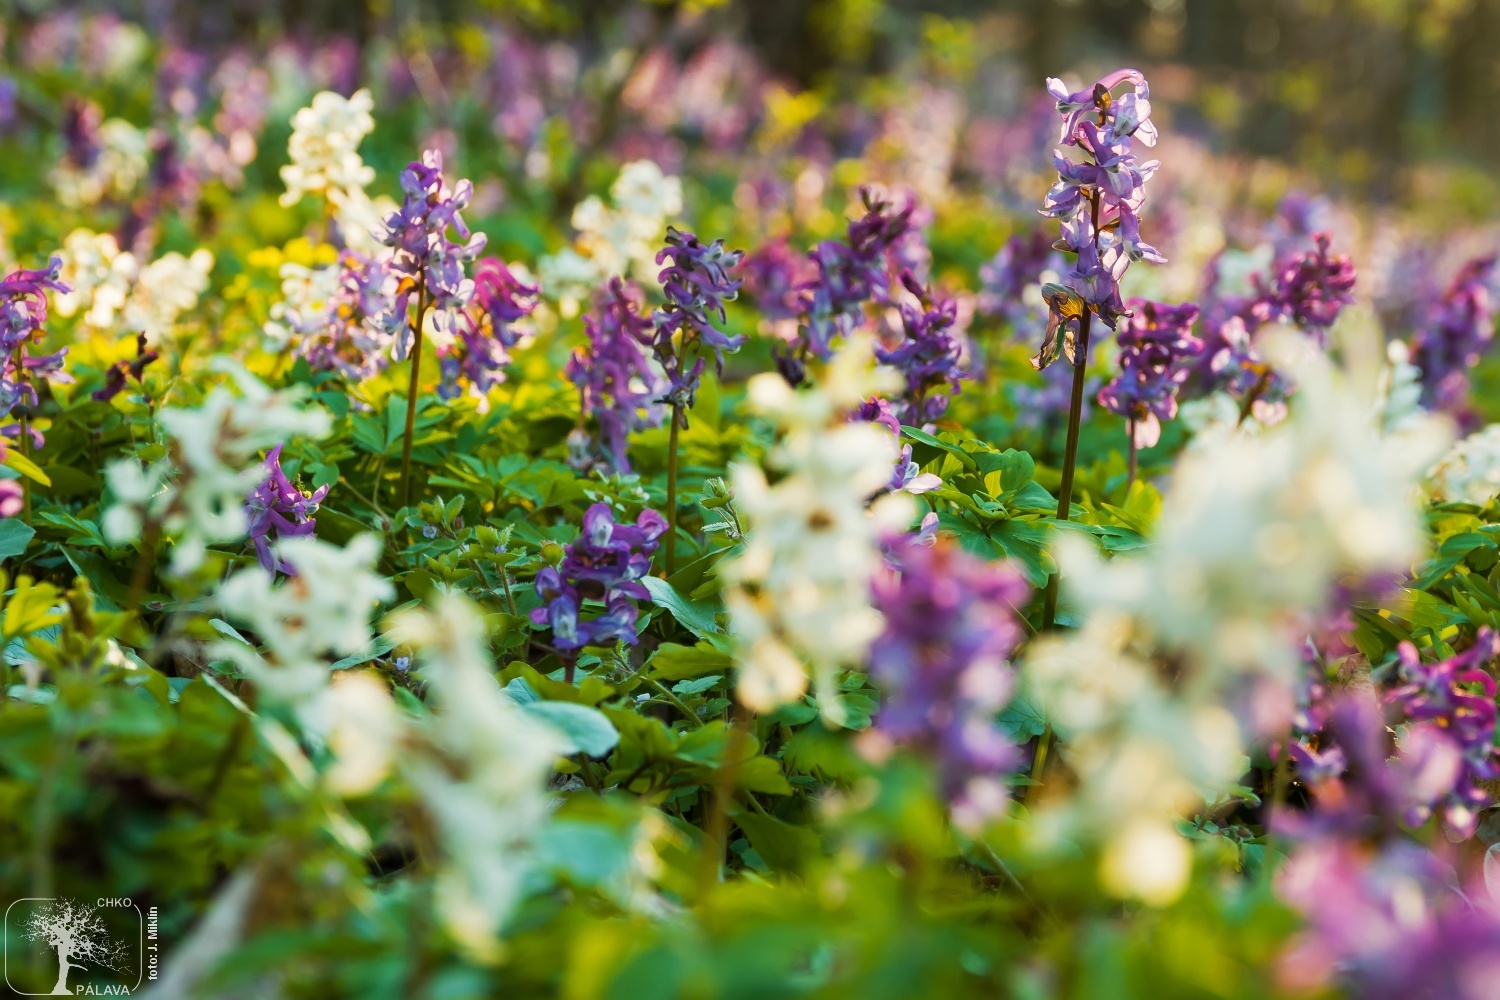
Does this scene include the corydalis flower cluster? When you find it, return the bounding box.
[0,256,71,419]
[1384,631,1500,838]
[776,189,913,386]
[651,227,744,416]
[530,503,667,654]
[868,536,1029,830]
[1034,69,1163,371]
[567,279,666,474]
[1097,299,1202,448]
[1409,255,1497,415]
[103,363,332,574]
[381,150,487,328]
[875,272,967,425]
[244,444,329,576]
[437,258,539,408]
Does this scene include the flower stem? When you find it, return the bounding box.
[398,283,429,510]
[1041,307,1094,629]
[665,407,681,577]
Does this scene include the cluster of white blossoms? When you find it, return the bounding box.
[53,229,136,329]
[217,534,394,709]
[1427,423,1500,506]
[538,160,683,317]
[721,334,911,724]
[50,119,151,208]
[102,361,332,573]
[53,230,214,344]
[278,89,391,255]
[1025,329,1451,905]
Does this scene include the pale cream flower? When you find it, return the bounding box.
[53,228,137,329]
[1428,423,1500,506]
[50,118,150,208]
[125,249,214,347]
[389,595,564,961]
[278,89,376,209]
[722,334,911,724]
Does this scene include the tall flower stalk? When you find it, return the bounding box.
[1034,69,1164,627]
[650,227,744,575]
[380,151,485,509]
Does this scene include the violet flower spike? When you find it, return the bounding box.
[567,278,667,474]
[1097,299,1203,449]
[868,536,1031,828]
[528,503,668,655]
[244,445,330,575]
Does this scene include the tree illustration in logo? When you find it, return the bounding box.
[21,900,129,995]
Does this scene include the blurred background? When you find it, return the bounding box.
[3,0,1496,385]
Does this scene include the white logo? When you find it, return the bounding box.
[4,898,144,995]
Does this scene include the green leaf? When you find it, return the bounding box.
[900,425,977,471]
[641,577,730,650]
[733,810,818,871]
[998,694,1047,740]
[672,675,722,696]
[936,513,1002,560]
[522,701,621,758]
[0,519,35,562]
[738,755,793,795]
[3,449,50,486]
[649,642,733,680]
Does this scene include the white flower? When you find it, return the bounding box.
[53,228,137,329]
[610,160,683,225]
[388,595,564,960]
[125,249,214,347]
[50,119,150,208]
[322,671,403,796]
[278,89,376,209]
[1021,329,1451,905]
[1427,423,1500,506]
[220,535,392,666]
[104,362,331,574]
[721,334,911,723]
[538,160,684,311]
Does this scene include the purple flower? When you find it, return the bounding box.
[300,251,411,382]
[736,238,814,324]
[1384,630,1500,839]
[1035,69,1164,376]
[1409,255,1497,414]
[777,188,914,385]
[650,227,744,415]
[868,537,1030,826]
[0,255,72,419]
[437,257,539,407]
[566,278,667,473]
[851,397,941,495]
[244,445,329,575]
[1096,299,1202,448]
[1252,231,1356,340]
[875,272,968,424]
[528,503,668,654]
[93,333,159,402]
[380,149,487,338]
